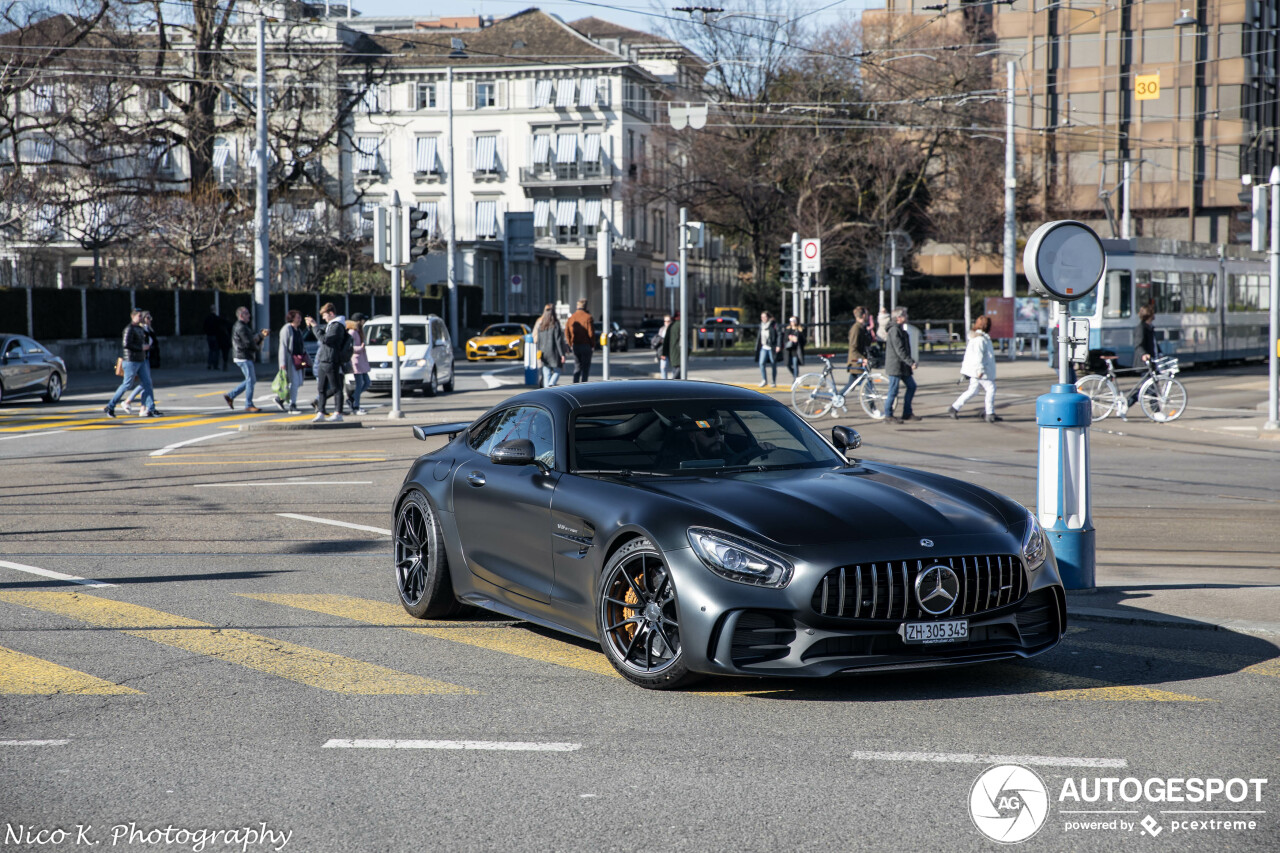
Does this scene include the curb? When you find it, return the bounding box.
[237,421,364,432]
[1067,605,1280,637]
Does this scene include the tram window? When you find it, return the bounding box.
[1151,271,1183,314]
[1204,273,1217,312]
[1135,272,1152,311]
[1102,270,1131,318]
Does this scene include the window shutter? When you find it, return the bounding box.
[496,80,507,109]
[498,136,507,170]
[597,77,610,108]
[466,80,476,109]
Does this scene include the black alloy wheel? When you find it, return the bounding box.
[597,538,698,689]
[394,491,461,618]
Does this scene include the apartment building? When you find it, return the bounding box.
[870,0,1278,280]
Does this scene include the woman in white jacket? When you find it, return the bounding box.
[948,315,1001,423]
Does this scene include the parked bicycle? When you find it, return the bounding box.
[791,354,889,420]
[1075,354,1187,423]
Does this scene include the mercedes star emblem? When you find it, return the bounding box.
[914,565,960,616]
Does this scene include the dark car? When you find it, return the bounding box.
[0,335,67,405]
[696,316,738,347]
[592,321,629,352]
[633,318,664,349]
[394,381,1065,690]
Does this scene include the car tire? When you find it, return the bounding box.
[395,491,464,619]
[596,537,700,690]
[42,373,62,403]
[0,381,5,406]
[422,369,438,397]
[441,372,454,393]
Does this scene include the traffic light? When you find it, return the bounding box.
[1235,181,1267,251]
[779,242,794,282]
[405,206,430,261]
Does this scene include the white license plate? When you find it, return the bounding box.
[371,371,391,381]
[901,619,968,644]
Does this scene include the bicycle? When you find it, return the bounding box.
[790,354,890,420]
[1075,354,1187,423]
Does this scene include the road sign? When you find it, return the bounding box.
[510,274,522,293]
[1023,220,1105,303]
[665,261,679,289]
[645,282,656,298]
[1135,74,1160,101]
[800,238,821,273]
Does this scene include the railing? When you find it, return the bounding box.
[518,163,611,185]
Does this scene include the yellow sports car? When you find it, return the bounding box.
[465,323,530,361]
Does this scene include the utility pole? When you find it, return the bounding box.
[1267,166,1280,432]
[1002,60,1017,299]
[389,192,404,420]
[889,236,899,312]
[446,66,459,344]
[790,232,799,327]
[679,207,688,380]
[253,17,270,357]
[1121,160,1133,239]
[599,218,612,380]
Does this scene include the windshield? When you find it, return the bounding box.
[481,324,527,336]
[366,324,428,346]
[572,400,843,474]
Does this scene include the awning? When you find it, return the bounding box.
[533,79,552,108]
[582,133,601,164]
[555,78,575,108]
[355,137,379,171]
[532,134,551,165]
[582,199,601,227]
[555,200,577,228]
[475,200,497,238]
[212,141,231,168]
[578,78,597,108]
[419,202,438,237]
[474,135,496,171]
[555,133,578,165]
[415,137,438,173]
[533,200,550,229]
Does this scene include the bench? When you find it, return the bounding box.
[923,327,958,351]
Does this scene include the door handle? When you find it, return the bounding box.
[467,471,486,487]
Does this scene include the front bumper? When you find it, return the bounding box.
[466,344,522,361]
[665,546,1066,678]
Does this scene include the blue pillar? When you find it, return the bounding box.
[1036,384,1095,590]
[524,333,538,386]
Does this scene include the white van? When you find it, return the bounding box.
[354,314,455,397]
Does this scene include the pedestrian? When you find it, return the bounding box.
[306,303,349,422]
[277,309,306,413]
[104,309,160,418]
[1124,304,1159,413]
[883,306,918,424]
[655,313,674,379]
[203,305,222,370]
[664,312,683,379]
[121,311,159,415]
[755,311,781,387]
[534,303,567,387]
[222,306,270,413]
[948,315,1000,423]
[783,315,806,379]
[566,298,594,383]
[347,313,371,415]
[847,306,873,375]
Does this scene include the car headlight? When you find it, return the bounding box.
[1022,511,1048,571]
[688,528,793,588]
[509,338,522,347]
[467,340,477,348]
[406,358,428,368]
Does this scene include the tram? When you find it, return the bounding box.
[1061,238,1272,367]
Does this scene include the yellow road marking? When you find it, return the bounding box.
[193,391,233,398]
[989,664,1212,702]
[1242,658,1280,678]
[0,591,474,695]
[0,645,141,695]
[140,416,255,430]
[0,418,113,432]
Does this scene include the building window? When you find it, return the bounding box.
[1142,28,1176,64]
[533,79,553,108]
[1068,35,1100,67]
[358,84,385,113]
[416,82,436,110]
[555,78,575,108]
[476,81,496,108]
[415,137,439,174]
[355,136,382,173]
[473,135,499,174]
[475,200,498,239]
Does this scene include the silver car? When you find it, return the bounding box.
[356,315,455,397]
[0,335,67,405]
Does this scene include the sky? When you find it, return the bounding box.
[344,0,882,38]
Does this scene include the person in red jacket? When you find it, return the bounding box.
[565,298,595,383]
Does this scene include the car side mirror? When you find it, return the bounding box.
[832,426,861,452]
[491,438,538,467]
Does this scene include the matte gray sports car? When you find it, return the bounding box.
[395,381,1065,689]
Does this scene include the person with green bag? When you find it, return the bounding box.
[275,310,306,412]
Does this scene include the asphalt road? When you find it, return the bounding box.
[1,357,1277,852]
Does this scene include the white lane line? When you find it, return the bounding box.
[323,739,581,752]
[0,560,115,588]
[0,430,68,442]
[277,513,391,536]
[196,481,372,488]
[847,750,1128,769]
[481,366,525,389]
[0,740,70,747]
[150,431,234,457]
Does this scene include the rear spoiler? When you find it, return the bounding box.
[412,422,471,442]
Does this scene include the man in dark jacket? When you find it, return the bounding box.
[306,303,348,422]
[883,306,918,424]
[565,298,594,383]
[104,309,159,417]
[223,306,270,413]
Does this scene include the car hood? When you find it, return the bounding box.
[634,465,1015,547]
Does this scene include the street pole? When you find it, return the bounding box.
[253,17,270,359]
[1002,60,1016,299]
[889,236,898,312]
[389,192,404,420]
[599,217,612,381]
[1121,160,1132,239]
[790,232,799,325]
[446,66,459,344]
[1267,165,1280,431]
[679,207,688,380]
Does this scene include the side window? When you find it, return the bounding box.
[468,409,520,455]
[473,406,557,467]
[4,339,22,358]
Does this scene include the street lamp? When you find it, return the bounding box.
[1175,6,1203,239]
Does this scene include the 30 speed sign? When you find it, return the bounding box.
[1135,74,1160,101]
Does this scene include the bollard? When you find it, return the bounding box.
[1036,384,1094,590]
[524,333,538,386]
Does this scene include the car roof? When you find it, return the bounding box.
[503,380,768,410]
[365,315,439,323]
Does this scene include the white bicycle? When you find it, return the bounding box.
[1075,354,1187,423]
[790,355,890,420]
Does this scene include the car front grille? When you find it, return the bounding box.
[811,554,1026,620]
